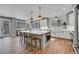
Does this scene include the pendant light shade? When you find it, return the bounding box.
[30,17,33,20]
[37,15,43,19]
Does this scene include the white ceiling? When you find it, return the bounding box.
[0,4,73,20]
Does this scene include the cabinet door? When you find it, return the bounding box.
[40,19,48,29]
[16,22,20,29]
[31,21,40,29]
[1,18,11,37]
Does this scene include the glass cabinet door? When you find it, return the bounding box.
[1,18,11,37]
[3,21,9,35]
[31,21,40,29]
[16,22,20,28]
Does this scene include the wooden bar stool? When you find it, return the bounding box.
[24,33,31,48]
[30,34,41,52]
[19,32,32,48]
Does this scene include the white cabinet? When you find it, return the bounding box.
[16,21,26,30]
[0,16,26,37]
[51,29,71,39]
[0,17,12,37]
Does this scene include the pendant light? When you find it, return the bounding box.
[37,6,43,20]
[27,11,33,24]
[30,10,33,20]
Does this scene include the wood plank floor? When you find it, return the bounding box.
[0,37,75,54]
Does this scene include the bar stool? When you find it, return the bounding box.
[30,34,41,52]
[19,31,24,45]
[23,33,27,45]
[24,33,31,48]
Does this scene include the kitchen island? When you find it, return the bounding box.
[21,30,51,49]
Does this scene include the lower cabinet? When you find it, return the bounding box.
[51,30,72,39]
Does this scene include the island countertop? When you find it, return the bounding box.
[21,30,51,35]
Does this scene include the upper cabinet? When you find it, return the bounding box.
[16,20,26,31]
[40,19,48,29]
[29,17,49,30]
[31,20,40,29]
[16,21,20,28]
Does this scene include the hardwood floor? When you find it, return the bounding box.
[35,38,75,54]
[0,36,75,54]
[0,37,32,54]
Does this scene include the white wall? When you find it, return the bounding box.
[59,14,68,24]
[49,14,68,28]
[68,12,79,26]
[68,12,75,26]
